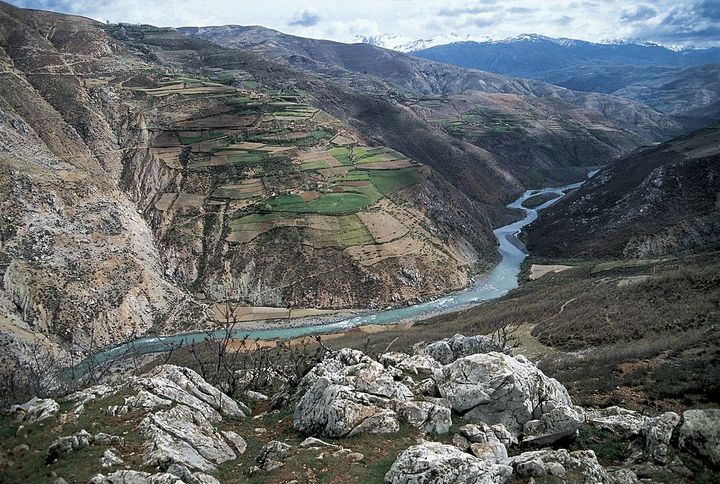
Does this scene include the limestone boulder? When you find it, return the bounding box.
[433,352,579,443]
[138,405,237,472]
[293,349,442,438]
[523,401,586,445]
[586,406,648,436]
[678,408,720,466]
[642,411,680,464]
[384,442,512,483]
[130,365,249,421]
[396,400,452,434]
[379,352,440,376]
[503,449,609,483]
[416,334,508,365]
[294,377,401,437]
[11,397,59,425]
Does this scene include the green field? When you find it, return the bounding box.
[311,214,374,247]
[264,192,375,214]
[178,130,225,145]
[368,168,418,195]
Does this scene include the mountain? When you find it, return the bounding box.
[413,34,720,74]
[0,3,516,363]
[352,32,485,53]
[413,35,720,121]
[524,125,720,260]
[180,25,685,186]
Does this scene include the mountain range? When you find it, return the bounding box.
[412,34,720,124]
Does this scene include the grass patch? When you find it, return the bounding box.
[178,130,225,145]
[266,193,375,214]
[368,168,418,195]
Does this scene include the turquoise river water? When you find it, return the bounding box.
[85,171,597,367]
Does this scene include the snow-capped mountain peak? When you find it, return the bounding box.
[353,33,489,52]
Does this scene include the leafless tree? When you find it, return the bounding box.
[491,320,521,349]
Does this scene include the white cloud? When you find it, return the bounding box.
[8,0,719,46]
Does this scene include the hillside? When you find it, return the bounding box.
[0,3,512,365]
[524,125,720,260]
[179,25,684,186]
[413,36,720,121]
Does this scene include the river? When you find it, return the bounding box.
[86,171,597,366]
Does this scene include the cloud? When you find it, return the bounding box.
[288,9,320,27]
[620,5,657,23]
[6,0,720,48]
[631,0,720,46]
[437,5,495,17]
[554,15,573,26]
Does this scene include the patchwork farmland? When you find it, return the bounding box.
[107,60,483,312]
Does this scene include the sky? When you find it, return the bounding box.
[9,0,720,48]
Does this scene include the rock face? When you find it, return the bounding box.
[433,352,583,443]
[586,406,648,436]
[61,365,248,472]
[678,409,720,466]
[293,349,451,437]
[384,442,512,484]
[415,334,508,365]
[90,465,220,484]
[138,405,237,472]
[129,365,249,422]
[642,412,681,464]
[11,397,59,424]
[503,449,609,483]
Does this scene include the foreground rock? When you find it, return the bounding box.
[415,334,508,365]
[384,442,512,483]
[433,352,584,443]
[678,409,720,466]
[293,349,450,437]
[504,449,610,483]
[90,464,220,484]
[62,365,248,472]
[11,397,59,424]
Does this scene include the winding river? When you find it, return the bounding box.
[87,171,596,366]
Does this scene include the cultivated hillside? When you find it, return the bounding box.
[180,25,684,186]
[524,125,720,259]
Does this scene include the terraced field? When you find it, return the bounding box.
[127,70,436,275]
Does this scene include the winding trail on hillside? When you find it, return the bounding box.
[86,171,598,366]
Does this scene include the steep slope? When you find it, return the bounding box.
[524,126,720,259]
[0,7,203,361]
[179,25,684,185]
[414,36,720,121]
[0,3,515,362]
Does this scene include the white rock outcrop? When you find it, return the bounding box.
[384,441,512,484]
[293,349,450,437]
[11,397,59,424]
[678,408,720,466]
[433,352,583,443]
[503,449,609,483]
[415,334,508,365]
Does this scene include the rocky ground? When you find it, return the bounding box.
[1,334,718,483]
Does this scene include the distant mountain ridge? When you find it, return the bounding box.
[410,34,720,123]
[412,34,720,73]
[352,33,486,53]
